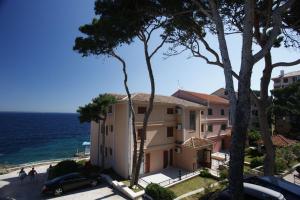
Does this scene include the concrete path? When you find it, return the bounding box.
[283,170,300,186]
[0,164,127,200]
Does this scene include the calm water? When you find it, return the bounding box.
[0,112,90,165]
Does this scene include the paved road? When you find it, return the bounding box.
[0,165,127,200]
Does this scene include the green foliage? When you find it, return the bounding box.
[199,168,213,178]
[48,160,80,180]
[276,147,297,167]
[77,93,116,123]
[250,157,264,169]
[246,147,263,157]
[248,130,261,145]
[145,183,176,200]
[275,157,288,173]
[219,169,228,180]
[291,143,300,160]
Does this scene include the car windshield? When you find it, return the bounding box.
[260,177,300,196]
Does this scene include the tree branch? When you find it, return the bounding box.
[149,35,168,59]
[272,58,300,68]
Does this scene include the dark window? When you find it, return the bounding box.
[105,147,107,157]
[189,111,196,130]
[109,148,112,156]
[101,124,105,134]
[283,78,288,83]
[221,124,227,130]
[201,124,205,132]
[208,108,213,115]
[274,79,280,83]
[208,125,213,132]
[220,109,225,116]
[100,145,103,153]
[167,127,174,137]
[167,108,174,114]
[108,105,113,113]
[137,129,146,140]
[110,125,113,132]
[106,125,108,135]
[138,106,147,114]
[201,111,204,115]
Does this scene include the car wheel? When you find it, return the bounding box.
[54,187,63,196]
[91,180,98,187]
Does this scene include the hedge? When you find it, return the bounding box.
[145,183,176,200]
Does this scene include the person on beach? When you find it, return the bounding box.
[18,168,27,183]
[28,167,37,182]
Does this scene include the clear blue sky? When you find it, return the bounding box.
[0,0,299,113]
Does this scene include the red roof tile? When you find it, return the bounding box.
[258,134,297,147]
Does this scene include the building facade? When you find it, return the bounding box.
[90,93,214,178]
[272,70,300,89]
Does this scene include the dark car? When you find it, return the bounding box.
[244,176,300,200]
[217,183,286,200]
[42,172,101,196]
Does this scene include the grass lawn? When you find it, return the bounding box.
[169,176,217,197]
[181,182,227,200]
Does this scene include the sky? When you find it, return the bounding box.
[0,0,299,113]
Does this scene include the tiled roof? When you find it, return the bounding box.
[272,70,300,79]
[182,137,213,149]
[258,134,297,147]
[109,93,204,108]
[173,90,229,105]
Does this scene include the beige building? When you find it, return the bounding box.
[173,90,232,152]
[90,93,214,178]
[272,70,300,89]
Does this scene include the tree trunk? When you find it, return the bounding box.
[133,35,155,186]
[111,52,138,187]
[258,52,275,175]
[101,118,106,169]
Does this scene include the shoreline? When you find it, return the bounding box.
[0,156,89,174]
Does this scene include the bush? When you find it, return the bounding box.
[250,157,264,168]
[291,143,300,160]
[275,157,288,173]
[219,169,228,180]
[48,160,80,180]
[248,130,261,145]
[145,183,176,200]
[199,168,213,178]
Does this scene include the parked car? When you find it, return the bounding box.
[42,172,101,196]
[244,176,300,200]
[217,183,286,200]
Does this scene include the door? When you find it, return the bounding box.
[145,153,150,173]
[203,149,212,168]
[169,149,173,166]
[163,150,168,168]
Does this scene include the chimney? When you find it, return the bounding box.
[280,70,284,77]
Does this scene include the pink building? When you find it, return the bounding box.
[172,90,231,152]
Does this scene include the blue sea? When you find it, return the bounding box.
[0,112,90,165]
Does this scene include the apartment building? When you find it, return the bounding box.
[173,90,231,152]
[90,93,214,178]
[272,70,300,89]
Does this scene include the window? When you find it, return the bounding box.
[167,108,174,114]
[106,125,108,135]
[137,129,146,140]
[101,124,105,134]
[274,79,280,83]
[109,148,112,156]
[138,106,147,114]
[201,111,204,115]
[283,78,288,83]
[108,105,113,113]
[110,125,113,132]
[105,147,107,157]
[221,124,227,131]
[167,127,174,137]
[220,109,225,116]
[189,111,196,130]
[201,124,205,132]
[208,125,213,132]
[208,108,213,115]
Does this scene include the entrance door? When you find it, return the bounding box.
[163,150,168,168]
[203,149,212,168]
[145,153,150,173]
[169,149,173,166]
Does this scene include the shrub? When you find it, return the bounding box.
[48,160,80,180]
[250,157,264,168]
[248,130,261,145]
[291,143,300,160]
[145,183,176,200]
[275,157,288,173]
[199,168,213,178]
[219,169,228,180]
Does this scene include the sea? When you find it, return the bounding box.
[0,112,90,166]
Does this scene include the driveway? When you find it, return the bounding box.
[0,165,128,200]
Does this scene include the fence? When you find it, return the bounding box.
[156,170,200,187]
